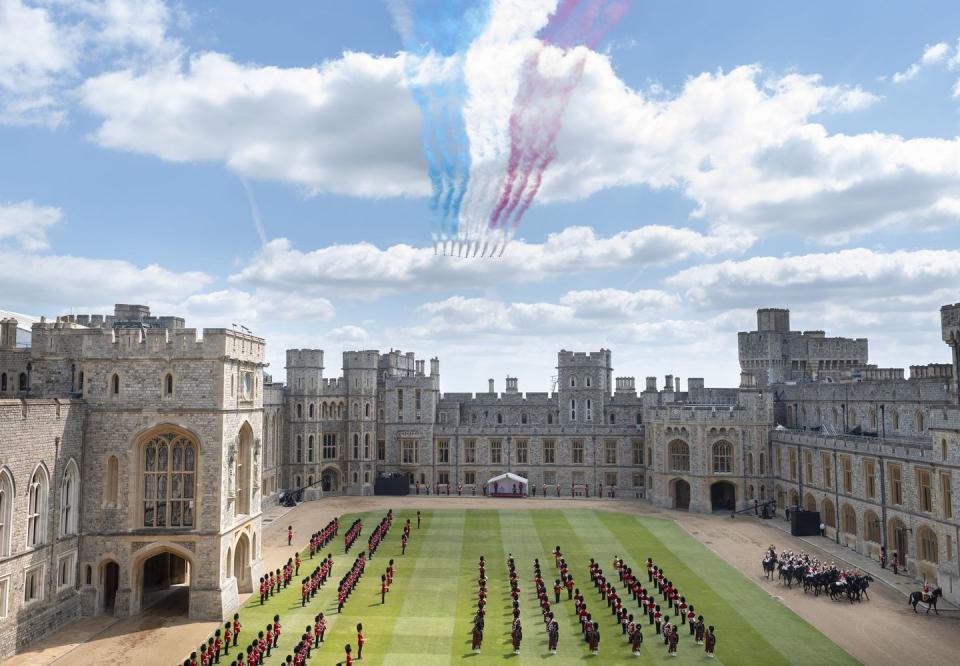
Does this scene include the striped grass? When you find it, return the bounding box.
[223,509,857,665]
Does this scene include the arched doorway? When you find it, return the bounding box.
[101,561,120,614]
[711,481,736,512]
[889,518,908,567]
[234,533,252,593]
[141,550,190,615]
[321,467,340,493]
[670,479,690,510]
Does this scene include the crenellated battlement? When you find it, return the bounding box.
[29,321,266,364]
[558,349,611,366]
[286,349,324,369]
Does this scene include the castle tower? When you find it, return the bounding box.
[343,351,380,495]
[557,349,612,426]
[943,302,960,403]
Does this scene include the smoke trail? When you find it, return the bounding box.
[240,177,267,246]
[391,0,489,244]
[489,0,631,239]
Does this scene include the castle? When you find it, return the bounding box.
[0,302,958,657]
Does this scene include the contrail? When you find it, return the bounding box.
[240,178,267,246]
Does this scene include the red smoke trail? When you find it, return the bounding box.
[489,0,631,234]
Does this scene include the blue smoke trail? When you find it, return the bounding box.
[392,0,489,242]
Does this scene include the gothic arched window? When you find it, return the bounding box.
[143,432,196,528]
[712,441,733,474]
[60,460,79,535]
[668,440,690,472]
[27,465,49,546]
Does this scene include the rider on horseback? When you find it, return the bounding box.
[921,584,931,603]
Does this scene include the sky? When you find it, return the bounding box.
[1,0,959,392]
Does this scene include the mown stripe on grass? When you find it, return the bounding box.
[447,510,507,663]
[380,509,466,665]
[636,515,857,666]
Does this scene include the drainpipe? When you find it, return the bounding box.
[797,442,804,508]
[879,452,888,552]
[833,449,841,545]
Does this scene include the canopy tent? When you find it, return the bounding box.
[486,472,528,497]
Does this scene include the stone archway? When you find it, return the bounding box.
[100,560,120,615]
[321,467,340,493]
[710,481,736,512]
[670,478,691,510]
[138,549,190,616]
[889,518,908,567]
[234,532,252,593]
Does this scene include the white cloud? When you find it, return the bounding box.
[80,50,425,197]
[230,224,750,296]
[181,288,335,324]
[558,289,677,319]
[667,248,960,309]
[0,249,212,310]
[326,325,370,343]
[409,287,678,338]
[893,42,951,83]
[0,200,61,250]
[0,0,180,126]
[84,40,960,247]
[922,42,951,65]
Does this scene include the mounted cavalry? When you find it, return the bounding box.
[909,586,943,614]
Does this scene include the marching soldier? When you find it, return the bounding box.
[548,619,559,653]
[704,626,716,658]
[472,620,483,653]
[631,623,643,656]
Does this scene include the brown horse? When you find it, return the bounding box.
[908,587,943,614]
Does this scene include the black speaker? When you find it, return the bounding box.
[374,475,410,496]
[791,510,821,537]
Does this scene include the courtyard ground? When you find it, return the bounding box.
[4,497,959,665]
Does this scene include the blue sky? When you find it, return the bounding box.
[1,0,959,391]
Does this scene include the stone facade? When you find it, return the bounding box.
[0,305,268,661]
[3,297,960,658]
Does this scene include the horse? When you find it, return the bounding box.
[909,587,943,614]
[762,557,776,579]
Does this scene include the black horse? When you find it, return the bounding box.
[909,587,943,614]
[762,557,776,579]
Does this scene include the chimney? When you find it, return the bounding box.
[0,318,17,349]
[645,376,657,392]
[664,375,674,392]
[488,378,495,393]
[430,357,440,376]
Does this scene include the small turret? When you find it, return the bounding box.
[0,318,17,349]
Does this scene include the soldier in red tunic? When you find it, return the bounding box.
[315,613,326,645]
[214,630,223,663]
[273,616,281,647]
[223,622,232,655]
[356,623,365,659]
[233,614,241,647]
[381,574,388,604]
[288,525,293,546]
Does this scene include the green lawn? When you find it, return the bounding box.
[225,508,857,665]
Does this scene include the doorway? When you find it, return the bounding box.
[672,479,691,510]
[711,481,736,512]
[102,561,119,614]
